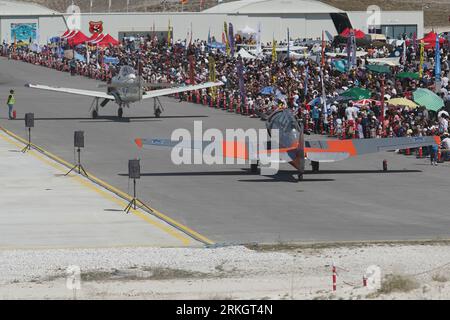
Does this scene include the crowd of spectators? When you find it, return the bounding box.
[1,34,450,161]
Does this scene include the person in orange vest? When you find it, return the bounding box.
[6,89,15,120]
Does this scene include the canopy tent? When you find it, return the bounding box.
[238,26,256,35]
[61,29,76,39]
[413,88,445,111]
[366,57,401,67]
[387,97,418,108]
[341,87,372,100]
[420,32,445,49]
[340,28,366,39]
[87,33,103,43]
[90,34,120,47]
[235,48,256,59]
[396,72,420,80]
[366,64,391,74]
[67,31,89,46]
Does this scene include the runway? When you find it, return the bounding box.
[1,57,450,244]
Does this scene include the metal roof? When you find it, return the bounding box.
[203,0,344,14]
[0,0,58,15]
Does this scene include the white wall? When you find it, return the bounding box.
[0,10,423,46]
[347,11,424,38]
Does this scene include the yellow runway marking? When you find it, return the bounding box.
[0,128,214,246]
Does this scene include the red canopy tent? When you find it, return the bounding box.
[95,34,120,47]
[66,30,89,46]
[88,33,105,44]
[61,29,76,39]
[420,32,445,49]
[340,28,366,39]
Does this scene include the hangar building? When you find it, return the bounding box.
[0,0,424,45]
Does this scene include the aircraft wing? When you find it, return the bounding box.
[135,138,297,162]
[141,81,223,100]
[305,136,441,162]
[26,84,115,100]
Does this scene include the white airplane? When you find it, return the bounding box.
[26,65,223,118]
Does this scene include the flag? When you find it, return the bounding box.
[321,30,325,67]
[188,54,195,85]
[189,22,193,46]
[303,66,309,101]
[351,30,356,69]
[237,57,245,102]
[208,56,216,98]
[86,42,90,64]
[256,23,262,56]
[207,28,211,45]
[419,41,424,77]
[224,22,230,55]
[287,28,290,60]
[167,19,171,47]
[402,40,406,65]
[412,32,417,53]
[228,23,235,56]
[271,36,277,63]
[435,36,441,82]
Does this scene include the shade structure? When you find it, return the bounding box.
[67,31,89,46]
[386,97,418,108]
[396,72,420,80]
[340,28,366,39]
[87,33,103,43]
[366,64,391,74]
[420,32,445,49]
[61,29,76,39]
[95,34,120,47]
[413,88,445,111]
[341,87,372,100]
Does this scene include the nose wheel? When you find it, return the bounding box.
[118,107,123,118]
[92,110,98,119]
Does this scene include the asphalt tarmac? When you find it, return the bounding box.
[1,57,450,244]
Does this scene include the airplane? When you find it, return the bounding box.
[134,108,441,181]
[26,65,223,118]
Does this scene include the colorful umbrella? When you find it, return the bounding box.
[341,87,372,100]
[412,88,445,111]
[386,97,418,108]
[366,64,391,74]
[396,72,420,80]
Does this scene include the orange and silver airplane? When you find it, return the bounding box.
[135,109,440,181]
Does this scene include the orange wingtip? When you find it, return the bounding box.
[135,138,143,149]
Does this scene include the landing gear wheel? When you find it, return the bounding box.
[311,161,320,173]
[92,110,98,119]
[298,173,304,181]
[250,163,259,173]
[118,108,123,118]
[154,108,161,118]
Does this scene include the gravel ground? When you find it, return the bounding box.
[2,243,450,299]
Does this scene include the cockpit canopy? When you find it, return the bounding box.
[119,66,136,78]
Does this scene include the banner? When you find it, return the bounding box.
[224,22,230,55]
[167,19,172,47]
[435,36,441,82]
[208,56,216,98]
[419,41,424,77]
[229,23,235,56]
[237,57,245,102]
[256,23,262,56]
[287,28,290,60]
[188,54,195,85]
[303,66,309,101]
[103,56,119,64]
[271,37,277,63]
